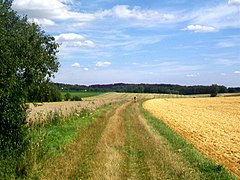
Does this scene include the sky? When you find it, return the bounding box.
[12,0,240,86]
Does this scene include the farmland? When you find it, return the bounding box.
[61,91,103,99]
[1,93,237,179]
[143,96,240,178]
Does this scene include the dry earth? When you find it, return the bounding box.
[143,97,240,178]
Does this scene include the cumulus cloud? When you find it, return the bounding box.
[71,62,81,68]
[111,5,175,22]
[54,33,96,48]
[234,71,240,74]
[30,18,55,26]
[84,68,89,71]
[96,61,111,67]
[12,0,96,22]
[228,0,240,6]
[183,25,217,32]
[54,33,85,41]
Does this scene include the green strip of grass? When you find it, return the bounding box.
[139,103,237,180]
[23,105,113,178]
[61,91,103,99]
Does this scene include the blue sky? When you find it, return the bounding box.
[12,0,240,86]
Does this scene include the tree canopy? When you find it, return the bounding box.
[0,0,59,152]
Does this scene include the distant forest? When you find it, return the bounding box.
[54,83,240,95]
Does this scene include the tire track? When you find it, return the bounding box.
[40,96,202,179]
[90,102,129,179]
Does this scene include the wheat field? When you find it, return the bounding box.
[143,97,240,177]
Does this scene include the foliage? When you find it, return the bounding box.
[210,84,219,97]
[0,1,59,178]
[55,82,234,95]
[71,96,82,101]
[64,92,71,101]
[28,83,62,102]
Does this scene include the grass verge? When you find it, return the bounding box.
[1,104,113,179]
[139,103,237,180]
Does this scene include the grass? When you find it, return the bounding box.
[139,102,237,179]
[61,91,103,99]
[0,104,113,179]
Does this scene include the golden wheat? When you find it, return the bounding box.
[143,97,240,177]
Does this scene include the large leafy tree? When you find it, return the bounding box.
[0,0,59,152]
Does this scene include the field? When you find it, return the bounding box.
[61,91,103,99]
[143,96,240,178]
[1,93,236,179]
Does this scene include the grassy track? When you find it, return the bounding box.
[34,95,235,179]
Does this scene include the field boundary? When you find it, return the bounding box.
[140,102,237,179]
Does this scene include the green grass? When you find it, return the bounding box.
[139,103,237,179]
[0,104,112,179]
[61,91,103,99]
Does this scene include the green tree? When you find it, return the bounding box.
[0,0,59,176]
[64,92,71,101]
[210,84,219,97]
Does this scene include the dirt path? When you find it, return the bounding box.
[40,97,203,179]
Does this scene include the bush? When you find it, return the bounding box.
[71,96,82,101]
[64,93,71,101]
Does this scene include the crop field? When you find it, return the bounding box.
[61,91,103,99]
[2,93,236,179]
[143,97,240,178]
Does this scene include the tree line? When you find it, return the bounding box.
[54,82,240,95]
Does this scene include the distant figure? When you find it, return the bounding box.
[133,96,137,103]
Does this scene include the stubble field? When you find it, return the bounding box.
[143,97,240,178]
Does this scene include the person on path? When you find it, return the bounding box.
[133,96,137,103]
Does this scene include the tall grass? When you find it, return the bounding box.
[0,104,112,179]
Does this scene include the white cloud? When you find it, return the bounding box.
[215,59,240,66]
[217,42,235,48]
[55,33,85,41]
[183,25,217,32]
[190,4,240,30]
[12,0,96,22]
[71,62,81,68]
[228,0,240,6]
[234,71,240,74]
[96,61,111,67]
[83,40,95,48]
[185,73,200,77]
[30,18,55,26]
[111,5,175,22]
[84,68,89,71]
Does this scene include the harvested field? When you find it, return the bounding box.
[143,97,240,178]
